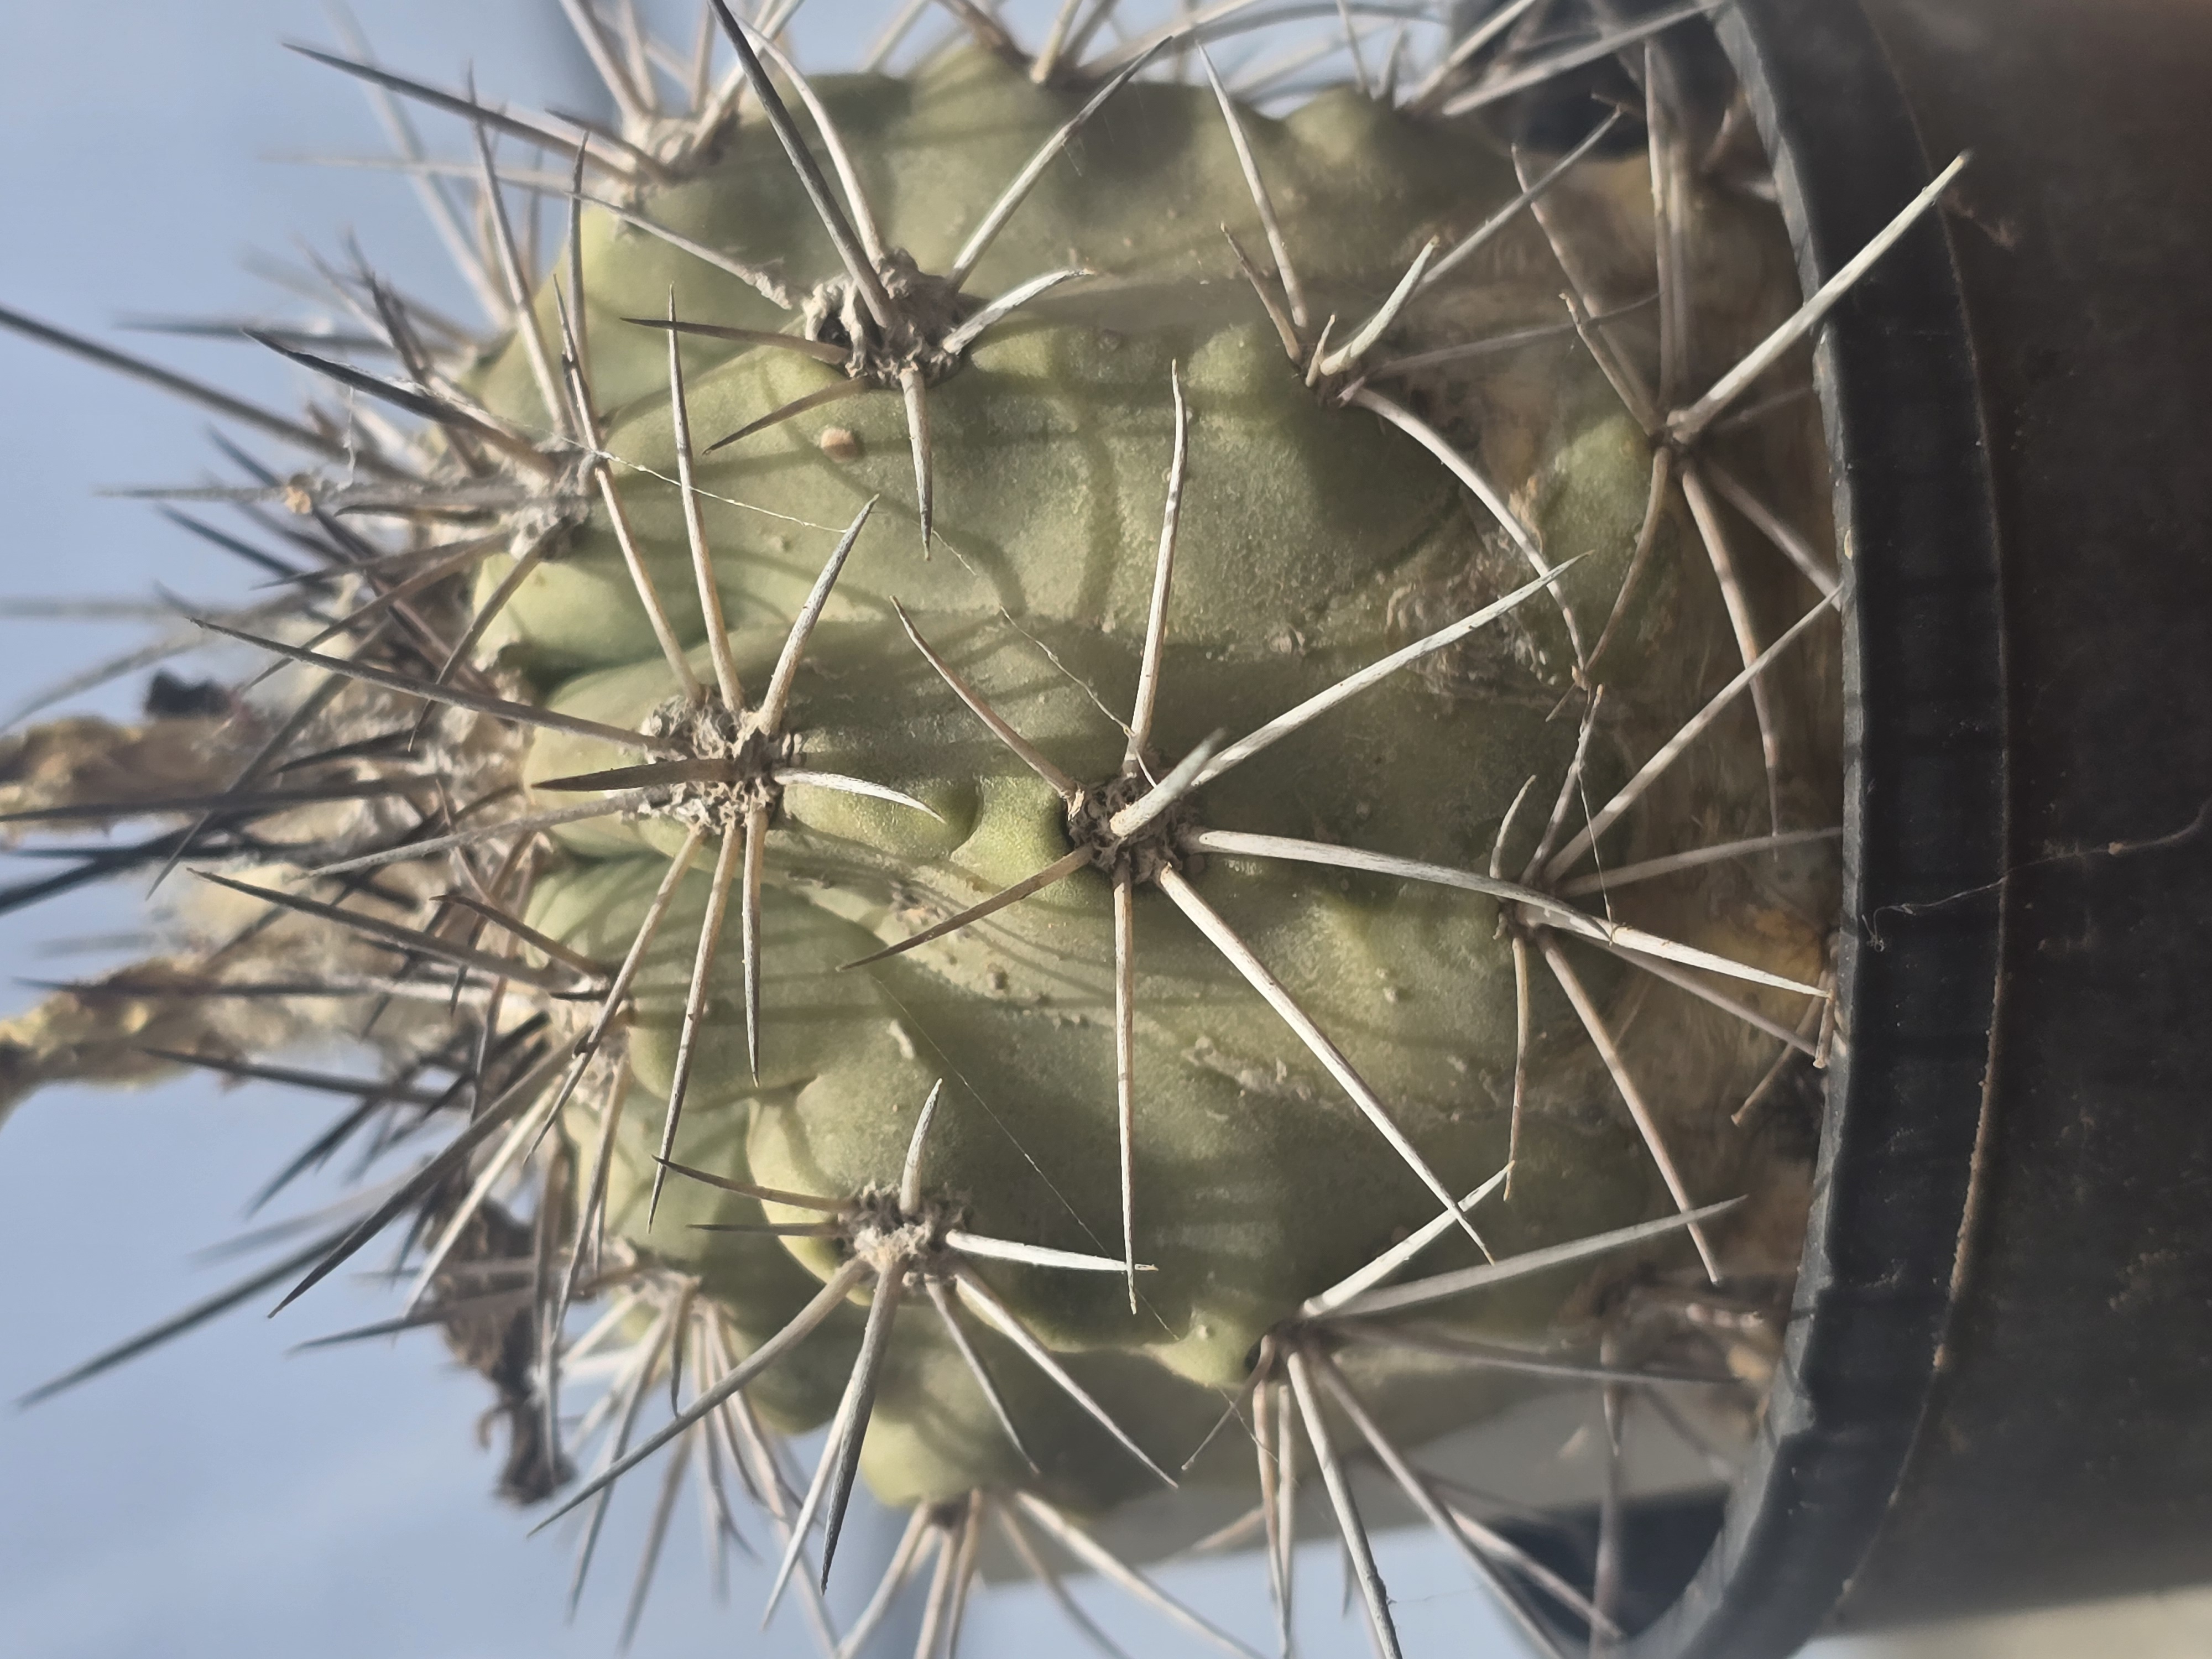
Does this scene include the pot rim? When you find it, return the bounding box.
[1586,3,2010,1654]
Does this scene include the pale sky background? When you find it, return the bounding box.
[0,4,2130,1657]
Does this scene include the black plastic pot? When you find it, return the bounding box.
[1504,2,2212,1653]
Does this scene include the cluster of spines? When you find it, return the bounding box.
[0,3,1965,1655]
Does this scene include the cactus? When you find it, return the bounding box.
[0,4,1959,1652]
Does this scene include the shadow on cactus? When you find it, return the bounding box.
[0,2,1959,1653]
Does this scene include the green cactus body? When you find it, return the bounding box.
[0,7,1875,1648]
[494,48,1823,1511]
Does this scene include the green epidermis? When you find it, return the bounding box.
[513,373,1718,1387]
[477,49,1534,422]
[529,845,1660,1501]
[510,337,1720,1403]
[495,311,1546,676]
[492,50,1787,1512]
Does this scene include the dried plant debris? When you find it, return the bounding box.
[2,1,1963,1650]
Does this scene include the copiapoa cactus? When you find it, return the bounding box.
[0,3,1961,1652]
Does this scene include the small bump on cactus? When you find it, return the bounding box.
[0,4,1965,1652]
